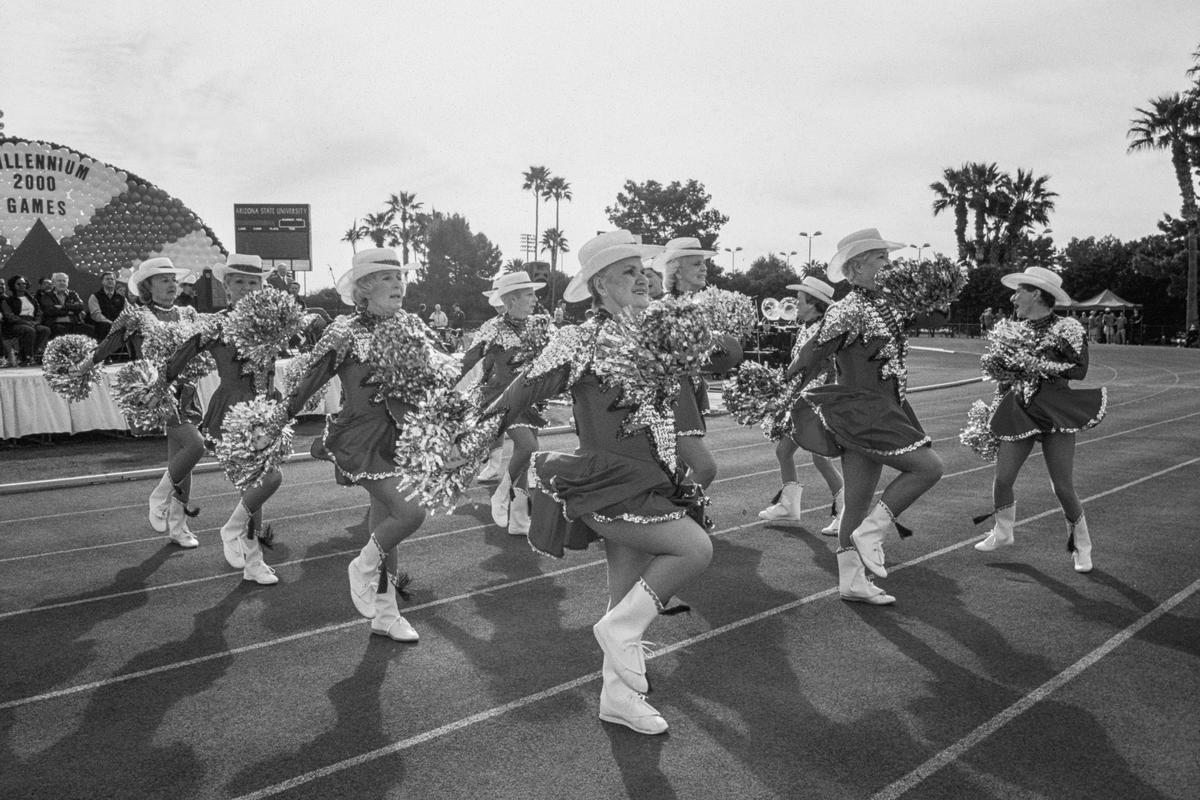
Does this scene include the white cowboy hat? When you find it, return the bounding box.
[784,275,835,306]
[335,247,419,305]
[211,253,267,283]
[485,290,505,309]
[649,236,717,288]
[563,230,664,303]
[1000,265,1072,307]
[180,271,199,286]
[128,257,191,290]
[826,228,906,284]
[491,270,546,300]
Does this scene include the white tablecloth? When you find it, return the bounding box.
[0,359,341,439]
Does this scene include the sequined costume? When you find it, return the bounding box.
[989,315,1106,440]
[459,313,551,430]
[789,287,928,457]
[482,310,699,557]
[763,320,833,443]
[165,309,281,444]
[284,311,449,486]
[98,303,206,428]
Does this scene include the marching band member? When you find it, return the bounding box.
[785,229,944,604]
[76,257,207,548]
[757,276,845,532]
[973,266,1105,572]
[474,231,712,735]
[458,271,552,536]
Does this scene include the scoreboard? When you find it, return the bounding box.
[233,204,311,270]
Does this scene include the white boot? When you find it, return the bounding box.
[1068,513,1093,573]
[598,655,667,734]
[758,482,803,522]
[850,502,897,578]
[241,537,279,585]
[490,471,512,528]
[820,489,843,536]
[593,580,659,694]
[836,547,895,605]
[348,539,382,619]
[371,583,419,642]
[507,487,531,536]
[219,503,251,568]
[165,496,199,548]
[148,471,173,533]
[975,504,1016,552]
[477,447,504,483]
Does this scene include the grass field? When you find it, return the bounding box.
[1,340,1198,800]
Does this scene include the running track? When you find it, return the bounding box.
[1,343,1198,799]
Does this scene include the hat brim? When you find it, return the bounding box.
[129,266,193,289]
[335,262,419,305]
[1000,272,1071,306]
[495,280,546,297]
[564,244,664,303]
[826,239,906,283]
[211,263,270,283]
[650,248,717,272]
[786,284,834,305]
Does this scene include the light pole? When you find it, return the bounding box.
[779,250,798,266]
[723,246,743,272]
[908,242,931,260]
[799,231,822,266]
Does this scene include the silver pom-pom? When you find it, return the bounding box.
[213,397,295,491]
[42,334,100,402]
[110,360,177,430]
[392,388,487,513]
[959,397,1001,462]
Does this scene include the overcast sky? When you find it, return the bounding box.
[3,0,1198,289]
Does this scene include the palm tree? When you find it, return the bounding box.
[540,228,569,272]
[361,210,396,248]
[503,258,526,274]
[341,222,366,253]
[542,176,573,232]
[521,166,552,258]
[1129,92,1200,328]
[965,162,1001,263]
[930,164,971,260]
[385,191,424,265]
[996,169,1058,264]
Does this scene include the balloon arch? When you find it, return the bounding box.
[1,135,225,279]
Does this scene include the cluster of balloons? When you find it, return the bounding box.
[1,137,226,276]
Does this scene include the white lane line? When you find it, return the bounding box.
[226,456,1200,800]
[868,575,1200,800]
[3,407,1198,607]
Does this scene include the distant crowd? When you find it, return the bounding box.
[1,262,322,367]
[978,306,1149,345]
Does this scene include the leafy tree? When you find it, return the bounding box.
[1127,91,1199,328]
[341,222,366,253]
[404,212,502,322]
[522,166,552,259]
[930,165,971,260]
[385,191,424,265]
[604,178,729,248]
[715,254,798,303]
[1132,214,1192,325]
[965,161,1001,262]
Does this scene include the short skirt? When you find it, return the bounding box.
[990,381,1107,440]
[798,384,930,457]
[527,450,687,557]
[312,398,412,486]
[675,376,707,437]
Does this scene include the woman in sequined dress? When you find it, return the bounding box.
[756,275,845,533]
[162,254,292,585]
[785,229,944,605]
[280,248,440,641]
[458,270,550,536]
[477,231,712,736]
[77,257,207,549]
[972,266,1105,572]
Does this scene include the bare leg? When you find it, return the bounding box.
[992,438,1036,509]
[872,446,944,517]
[811,454,843,497]
[605,541,654,608]
[776,437,799,484]
[507,427,538,490]
[166,423,205,500]
[1041,433,1083,521]
[838,450,883,548]
[677,435,717,489]
[242,468,282,529]
[584,516,712,603]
